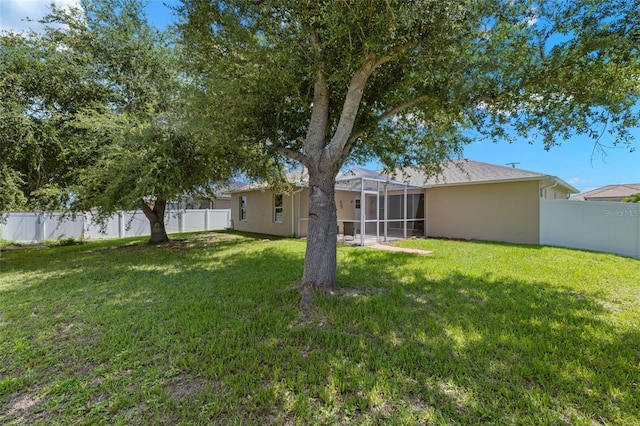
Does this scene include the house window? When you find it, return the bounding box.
[274,193,283,223]
[354,198,361,209]
[240,196,247,221]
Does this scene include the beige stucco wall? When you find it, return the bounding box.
[539,179,572,200]
[427,180,541,244]
[335,191,359,222]
[213,198,231,210]
[232,180,563,244]
[231,190,300,237]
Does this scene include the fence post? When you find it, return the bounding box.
[39,212,46,243]
[539,198,550,246]
[118,211,124,238]
[35,214,40,242]
[204,209,209,231]
[82,212,87,240]
[637,203,640,260]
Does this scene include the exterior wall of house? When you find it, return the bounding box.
[335,191,360,222]
[232,180,560,244]
[231,190,297,237]
[539,179,572,200]
[426,180,541,244]
[213,198,232,210]
[297,189,309,237]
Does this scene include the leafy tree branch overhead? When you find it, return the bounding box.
[177,0,640,293]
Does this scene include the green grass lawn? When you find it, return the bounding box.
[1,232,639,425]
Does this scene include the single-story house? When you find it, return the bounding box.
[570,184,640,202]
[230,159,578,245]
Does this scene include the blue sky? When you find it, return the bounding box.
[2,0,638,193]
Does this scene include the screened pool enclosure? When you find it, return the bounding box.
[331,168,426,246]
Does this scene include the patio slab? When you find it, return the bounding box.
[368,243,432,255]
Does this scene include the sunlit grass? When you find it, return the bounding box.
[1,232,639,424]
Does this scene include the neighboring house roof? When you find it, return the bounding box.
[212,182,247,199]
[232,169,309,193]
[570,184,640,201]
[231,159,579,194]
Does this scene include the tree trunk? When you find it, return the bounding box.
[296,55,375,302]
[140,199,170,244]
[301,168,338,296]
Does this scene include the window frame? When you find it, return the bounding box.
[239,195,247,221]
[273,193,284,223]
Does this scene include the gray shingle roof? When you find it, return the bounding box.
[232,169,309,193]
[232,159,578,193]
[392,159,548,187]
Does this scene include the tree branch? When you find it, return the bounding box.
[305,30,330,159]
[278,146,308,165]
[326,57,376,160]
[373,41,416,68]
[309,26,323,59]
[340,94,432,164]
[376,94,431,125]
[138,199,155,221]
[346,94,431,146]
[326,44,418,163]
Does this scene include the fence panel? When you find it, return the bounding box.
[85,212,123,240]
[164,211,182,234]
[540,199,640,259]
[183,210,207,232]
[1,213,41,243]
[44,213,84,241]
[2,209,231,243]
[122,211,152,237]
[207,209,231,230]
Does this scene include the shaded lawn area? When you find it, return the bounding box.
[1,232,639,425]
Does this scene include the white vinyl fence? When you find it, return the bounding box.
[540,199,640,259]
[0,209,231,243]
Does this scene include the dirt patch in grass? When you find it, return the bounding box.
[335,286,389,298]
[165,374,207,399]
[1,244,47,251]
[369,243,432,255]
[1,392,45,424]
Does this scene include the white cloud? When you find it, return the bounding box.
[567,177,589,185]
[0,0,81,33]
[566,178,597,193]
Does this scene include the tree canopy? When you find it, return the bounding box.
[1,0,271,242]
[0,14,107,211]
[177,0,640,292]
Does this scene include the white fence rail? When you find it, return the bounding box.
[1,209,231,243]
[5,202,639,259]
[540,199,640,259]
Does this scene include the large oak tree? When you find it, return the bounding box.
[2,0,269,243]
[1,16,107,212]
[179,0,639,292]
